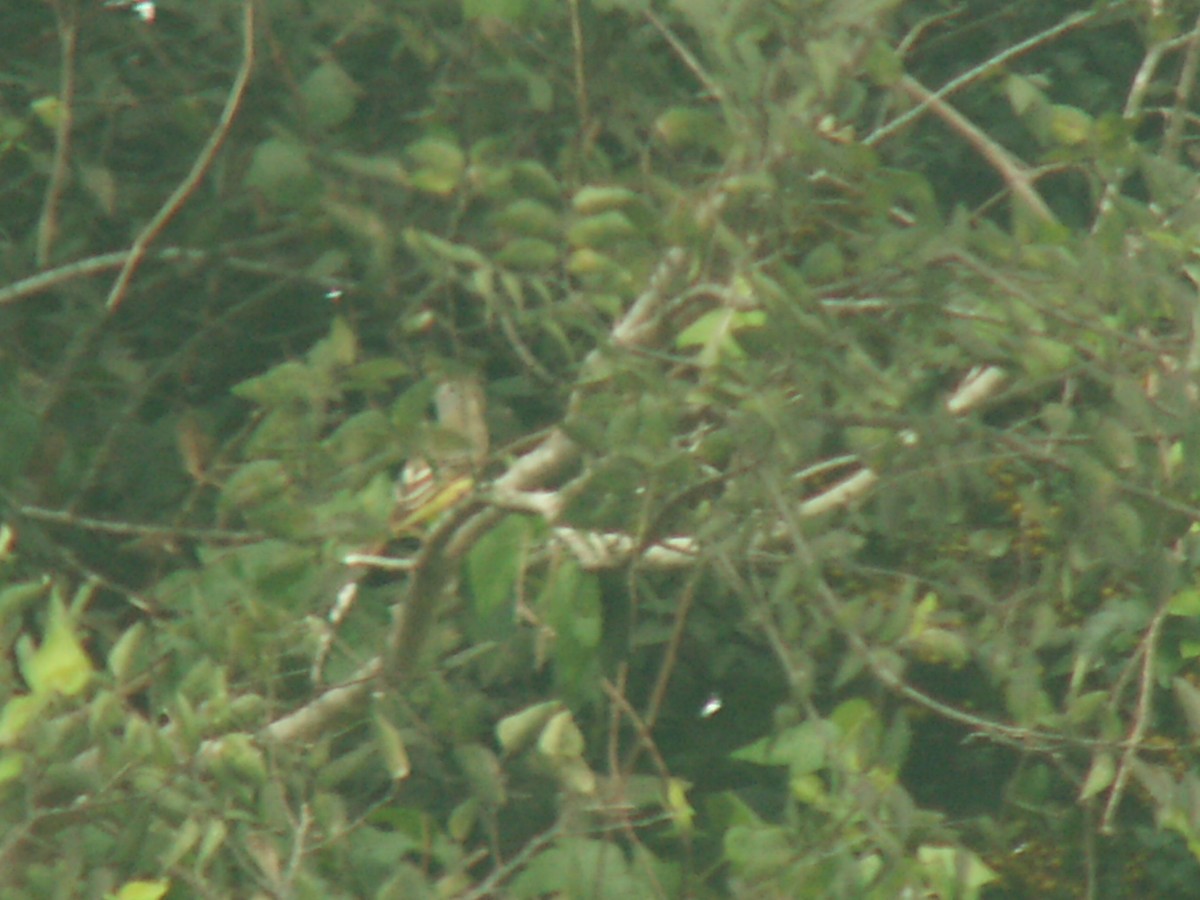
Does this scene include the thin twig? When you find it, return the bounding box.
[567,0,589,126]
[1125,30,1194,119]
[644,10,726,107]
[0,242,351,308]
[1100,595,1171,833]
[867,9,1097,147]
[36,3,78,268]
[258,659,381,746]
[767,473,1068,752]
[105,0,256,312]
[16,502,259,544]
[623,571,700,777]
[895,74,1057,224]
[1163,10,1200,162]
[458,824,563,900]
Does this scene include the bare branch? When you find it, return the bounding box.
[106,0,257,312]
[1100,596,1171,833]
[36,3,78,267]
[867,10,1097,147]
[895,75,1058,225]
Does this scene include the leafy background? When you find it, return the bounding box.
[5,0,1200,896]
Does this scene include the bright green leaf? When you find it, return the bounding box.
[572,185,641,214]
[17,593,93,697]
[1078,752,1115,801]
[497,700,563,755]
[732,721,826,775]
[538,709,584,759]
[405,135,466,196]
[106,879,170,900]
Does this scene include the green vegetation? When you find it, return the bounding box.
[4,0,1200,896]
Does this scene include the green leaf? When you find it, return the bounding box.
[508,159,561,200]
[732,721,826,775]
[107,621,147,684]
[455,743,507,807]
[328,150,410,187]
[322,409,393,466]
[1005,73,1046,117]
[0,577,51,626]
[907,626,970,668]
[510,839,639,900]
[676,308,765,365]
[232,361,322,407]
[16,592,93,697]
[106,880,170,900]
[203,733,268,787]
[1019,336,1075,376]
[1171,588,1200,617]
[448,797,479,842]
[404,135,466,196]
[373,709,412,782]
[654,107,729,154]
[489,198,561,239]
[495,237,560,271]
[1048,104,1092,147]
[307,316,358,371]
[915,845,998,899]
[160,818,203,870]
[0,694,47,745]
[244,137,319,206]
[221,460,292,510]
[301,60,360,130]
[468,515,529,622]
[0,751,24,785]
[1078,751,1115,801]
[567,211,639,249]
[1173,678,1200,737]
[30,95,64,129]
[497,700,563,755]
[572,185,641,214]
[537,709,584,759]
[404,228,490,268]
[799,242,845,281]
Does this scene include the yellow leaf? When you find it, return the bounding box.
[666,778,695,832]
[17,594,92,697]
[106,879,170,900]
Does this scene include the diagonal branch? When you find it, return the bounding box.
[105,0,257,312]
[895,74,1058,225]
[867,10,1097,147]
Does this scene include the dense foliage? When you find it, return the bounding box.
[6,0,1200,896]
